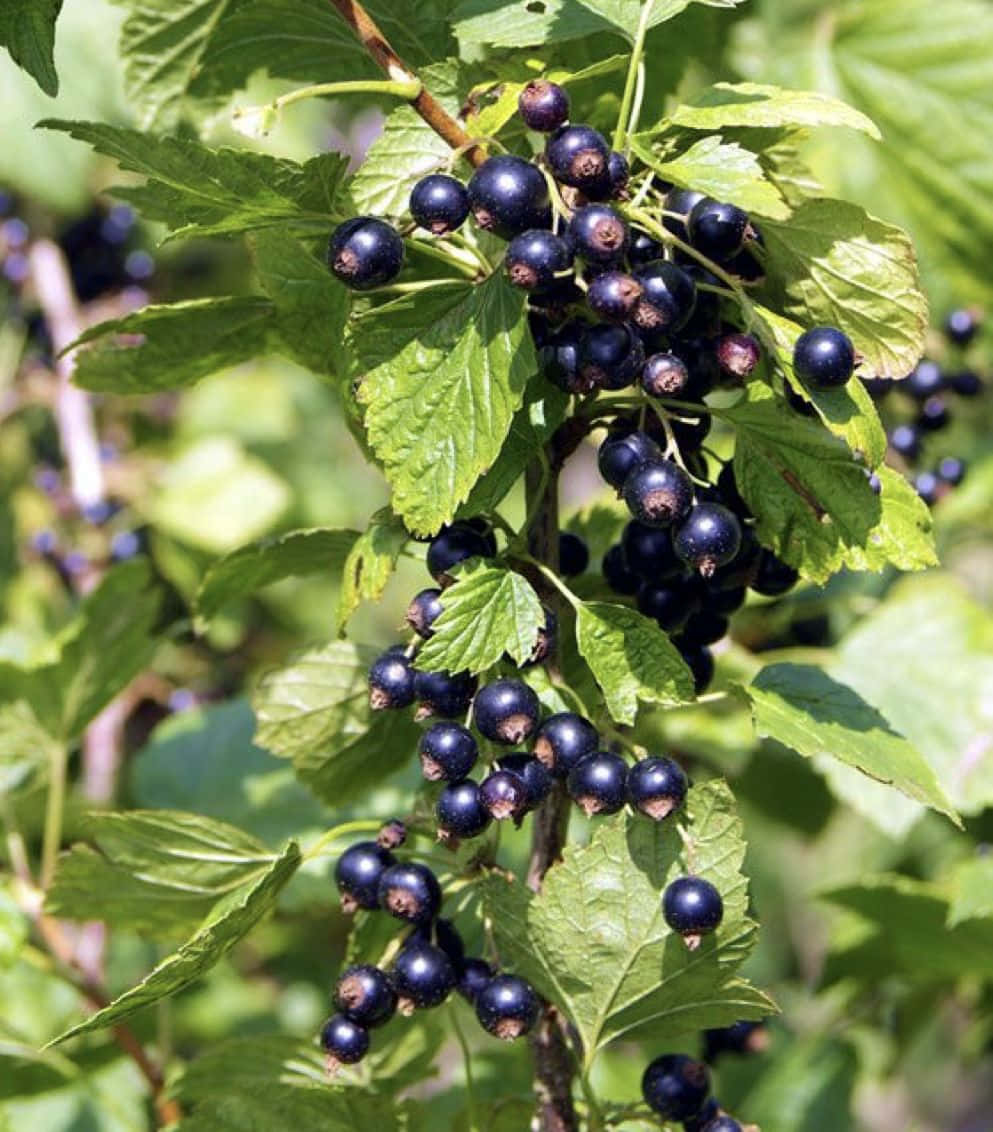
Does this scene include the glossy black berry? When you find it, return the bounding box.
[682,1098,721,1132]
[418,721,478,781]
[467,155,550,238]
[475,974,541,1040]
[473,679,541,745]
[624,459,694,528]
[479,769,528,821]
[914,471,940,505]
[569,204,629,266]
[368,650,416,710]
[378,862,442,925]
[409,174,470,235]
[519,79,570,132]
[793,326,856,390]
[558,531,589,576]
[674,504,742,578]
[320,1014,369,1066]
[436,780,492,840]
[937,456,966,486]
[334,841,395,912]
[414,669,478,719]
[334,964,397,1028]
[663,188,707,240]
[587,271,643,322]
[540,320,589,394]
[862,376,892,398]
[917,395,949,431]
[703,1021,767,1061]
[706,584,747,616]
[950,369,982,396]
[637,578,697,633]
[888,423,921,462]
[567,751,628,817]
[681,609,730,647]
[458,957,494,1003]
[633,261,697,333]
[642,1053,711,1120]
[495,754,552,812]
[546,123,610,190]
[628,756,688,821]
[680,642,715,694]
[642,352,690,398]
[328,217,404,290]
[391,941,456,1010]
[464,517,499,556]
[629,229,663,266]
[688,199,749,260]
[598,430,662,490]
[663,876,724,946]
[505,229,573,290]
[533,712,599,777]
[407,588,444,639]
[751,548,798,596]
[426,523,490,582]
[944,308,979,347]
[906,359,943,399]
[716,333,761,381]
[716,463,750,520]
[622,521,683,581]
[579,323,645,389]
[607,151,630,197]
[603,544,641,595]
[520,605,558,668]
[708,524,761,590]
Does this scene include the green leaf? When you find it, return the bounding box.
[575,601,694,725]
[0,0,62,95]
[253,642,422,809]
[355,274,535,536]
[757,198,928,378]
[631,135,789,218]
[725,383,936,583]
[51,839,301,1043]
[739,1035,857,1132]
[947,858,993,927]
[0,701,59,795]
[197,528,359,627]
[416,561,543,674]
[482,782,773,1059]
[336,510,408,634]
[743,663,958,824]
[45,811,280,937]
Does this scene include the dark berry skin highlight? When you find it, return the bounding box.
[458,957,494,1003]
[518,79,570,132]
[505,229,574,291]
[632,260,697,333]
[688,199,750,260]
[467,155,550,238]
[579,323,645,390]
[418,721,478,781]
[623,459,695,528]
[793,326,856,389]
[642,352,690,398]
[391,941,456,1011]
[426,523,490,582]
[327,217,404,290]
[495,753,552,812]
[480,769,529,821]
[334,841,395,913]
[641,1053,711,1121]
[673,503,742,577]
[533,712,599,777]
[587,271,644,322]
[436,780,492,840]
[567,751,629,817]
[414,669,478,719]
[475,974,541,1040]
[320,1014,370,1067]
[662,876,724,947]
[545,123,611,189]
[569,204,629,266]
[473,679,542,745]
[406,587,443,639]
[368,650,416,710]
[628,757,688,821]
[377,862,442,925]
[409,173,470,235]
[598,430,662,490]
[334,964,397,1028]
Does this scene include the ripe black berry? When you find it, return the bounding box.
[579,323,645,389]
[505,229,573,290]
[906,359,943,399]
[632,261,697,333]
[793,326,855,389]
[467,155,550,238]
[567,750,628,817]
[406,588,444,639]
[662,876,724,947]
[716,463,750,520]
[598,430,662,490]
[540,320,589,394]
[703,1021,767,1061]
[642,352,690,398]
[688,199,749,260]
[700,1117,742,1132]
[473,679,541,745]
[378,862,442,925]
[475,974,541,1040]
[458,957,494,1003]
[716,333,761,381]
[533,712,599,777]
[704,584,746,616]
[391,941,456,1010]
[628,229,663,266]
[663,187,707,240]
[409,174,470,235]
[628,757,688,821]
[419,721,479,781]
[751,548,798,596]
[944,308,979,347]
[327,217,404,290]
[914,471,939,505]
[950,369,982,396]
[888,423,921,462]
[682,1098,721,1132]
[464,516,499,556]
[681,608,730,647]
[569,204,629,266]
[673,504,742,577]
[607,151,630,197]
[708,524,761,590]
[937,456,966,485]
[587,271,643,322]
[414,669,478,719]
[479,769,528,821]
[495,754,552,811]
[368,649,416,710]
[546,123,610,190]
[335,841,395,913]
[680,642,715,694]
[622,521,683,581]
[558,531,589,576]
[426,523,490,582]
[917,395,949,431]
[320,1014,369,1067]
[436,780,492,840]
[602,544,641,595]
[623,459,694,528]
[642,1053,711,1120]
[518,79,570,133]
[334,964,397,1028]
[637,578,697,633]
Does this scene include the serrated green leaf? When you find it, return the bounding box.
[757,198,927,378]
[336,511,407,634]
[0,0,62,95]
[50,839,300,1043]
[0,701,59,795]
[725,383,936,583]
[355,274,535,536]
[947,858,993,927]
[575,601,694,725]
[743,663,958,824]
[482,782,773,1060]
[197,528,359,628]
[416,561,543,674]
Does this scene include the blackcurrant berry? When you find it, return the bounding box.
[467,155,550,238]
[558,531,590,576]
[642,352,690,398]
[679,642,715,694]
[540,320,590,394]
[391,941,456,1010]
[458,957,494,1003]
[327,217,404,290]
[674,504,742,577]
[607,151,630,197]
[533,712,599,777]
[674,334,721,397]
[700,583,746,616]
[888,423,921,462]
[464,516,499,556]
[505,229,573,290]
[519,605,558,668]
[419,721,479,781]
[671,412,712,453]
[751,548,798,596]
[917,395,949,431]
[707,524,761,590]
[567,751,628,817]
[906,359,943,399]
[334,841,395,913]
[546,123,611,190]
[518,79,570,133]
[637,578,697,633]
[632,261,697,333]
[703,1021,767,1061]
[320,1014,370,1067]
[409,173,470,235]
[406,588,444,639]
[473,679,541,745]
[950,369,982,396]
[598,430,662,490]
[579,323,645,389]
[475,974,541,1040]
[914,471,939,505]
[433,917,467,971]
[793,326,855,389]
[479,769,529,821]
[944,308,979,347]
[682,1097,721,1132]
[368,649,416,710]
[622,521,683,581]
[414,668,479,719]
[378,862,442,926]
[426,523,490,582]
[862,376,892,398]
[715,463,750,520]
[663,187,707,240]
[937,456,966,486]
[628,757,688,821]
[495,753,552,811]
[602,544,641,595]
[716,333,761,381]
[688,199,749,260]
[568,204,629,266]
[623,459,694,528]
[436,779,492,840]
[680,609,730,647]
[628,229,663,266]
[334,964,397,1028]
[587,271,644,322]
[662,876,724,947]
[700,1117,742,1132]
[642,1053,711,1120]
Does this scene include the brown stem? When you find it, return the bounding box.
[326,0,486,166]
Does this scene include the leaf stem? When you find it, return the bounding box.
[41,744,67,890]
[233,78,422,135]
[408,238,481,279]
[613,1,656,152]
[304,819,385,862]
[450,1002,481,1132]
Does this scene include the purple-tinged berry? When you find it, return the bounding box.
[334,965,397,1028]
[419,721,478,781]
[673,504,742,577]
[391,941,456,1011]
[662,876,724,948]
[793,326,855,390]
[546,123,610,190]
[436,780,492,841]
[369,650,416,710]
[409,174,470,235]
[320,1014,369,1069]
[623,459,694,528]
[505,229,573,290]
[335,842,395,913]
[475,974,541,1040]
[328,217,403,290]
[533,712,599,778]
[587,270,643,322]
[567,751,628,817]
[519,79,570,132]
[628,757,688,821]
[377,862,442,925]
[641,1054,711,1121]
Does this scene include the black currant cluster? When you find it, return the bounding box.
[641,1052,746,1131]
[863,308,984,505]
[324,822,540,1070]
